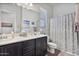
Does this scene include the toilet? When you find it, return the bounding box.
[48,42,57,53]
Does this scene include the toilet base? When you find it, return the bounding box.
[48,49,55,54]
[47,49,61,56]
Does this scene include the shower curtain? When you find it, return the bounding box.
[50,12,77,55]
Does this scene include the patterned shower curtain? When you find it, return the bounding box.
[50,12,77,55]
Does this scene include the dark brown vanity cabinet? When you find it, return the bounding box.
[0,36,47,56]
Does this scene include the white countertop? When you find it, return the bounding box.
[0,34,47,46]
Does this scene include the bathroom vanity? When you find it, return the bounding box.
[0,35,47,56]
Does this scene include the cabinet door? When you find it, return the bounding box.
[22,39,35,56]
[7,44,18,56]
[0,42,22,56]
[15,42,22,56]
[0,46,10,56]
[41,37,47,56]
[35,38,42,56]
[0,45,14,56]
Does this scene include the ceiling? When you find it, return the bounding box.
[33,3,61,7]
[48,3,60,6]
[34,3,76,7]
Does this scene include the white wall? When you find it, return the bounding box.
[53,3,76,16]
[36,3,53,18]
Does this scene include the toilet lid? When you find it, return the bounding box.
[48,42,57,46]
